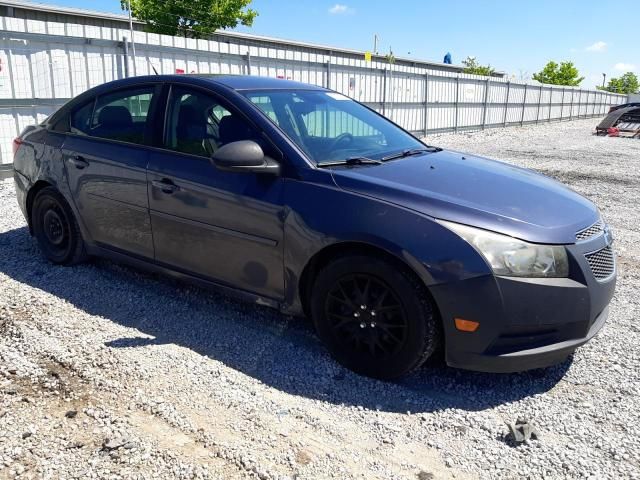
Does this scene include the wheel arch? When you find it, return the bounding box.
[297,240,438,319]
[25,180,54,234]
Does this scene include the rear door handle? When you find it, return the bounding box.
[151,178,179,194]
[68,155,89,169]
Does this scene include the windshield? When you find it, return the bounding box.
[243,89,426,165]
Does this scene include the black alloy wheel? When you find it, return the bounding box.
[311,255,440,380]
[324,274,408,359]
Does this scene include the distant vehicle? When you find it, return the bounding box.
[597,105,640,137]
[609,102,640,113]
[13,75,616,379]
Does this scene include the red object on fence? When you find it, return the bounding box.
[175,68,185,74]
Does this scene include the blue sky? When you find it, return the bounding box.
[36,0,637,88]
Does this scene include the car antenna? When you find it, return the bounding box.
[148,60,159,75]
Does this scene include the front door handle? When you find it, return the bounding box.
[68,155,89,169]
[151,178,179,194]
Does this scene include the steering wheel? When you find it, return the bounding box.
[328,132,354,151]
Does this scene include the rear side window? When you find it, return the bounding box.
[69,86,156,145]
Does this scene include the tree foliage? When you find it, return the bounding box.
[122,0,257,38]
[461,56,495,76]
[532,61,584,86]
[385,48,396,65]
[597,72,639,94]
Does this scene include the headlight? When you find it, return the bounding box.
[440,221,569,278]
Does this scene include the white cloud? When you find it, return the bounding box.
[614,63,636,72]
[328,4,353,14]
[585,41,607,52]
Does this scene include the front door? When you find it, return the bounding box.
[147,85,285,300]
[63,84,160,259]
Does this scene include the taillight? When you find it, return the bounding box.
[12,137,23,157]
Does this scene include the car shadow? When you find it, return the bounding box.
[0,226,571,413]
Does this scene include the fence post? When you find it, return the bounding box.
[388,67,394,121]
[245,52,252,76]
[122,36,129,78]
[569,88,574,120]
[560,87,565,120]
[423,73,429,137]
[520,83,527,126]
[481,78,490,130]
[577,89,582,118]
[536,84,542,123]
[548,86,553,121]
[325,61,331,89]
[454,76,460,133]
[503,81,511,127]
[381,68,387,116]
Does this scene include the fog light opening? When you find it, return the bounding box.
[455,318,480,332]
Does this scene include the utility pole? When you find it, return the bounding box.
[373,34,378,55]
[127,0,137,75]
[602,73,606,88]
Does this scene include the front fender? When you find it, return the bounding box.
[281,175,491,314]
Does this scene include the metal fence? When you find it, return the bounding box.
[0,15,627,165]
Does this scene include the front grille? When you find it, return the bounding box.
[576,220,604,242]
[585,246,615,281]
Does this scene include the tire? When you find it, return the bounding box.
[32,186,87,265]
[310,255,440,380]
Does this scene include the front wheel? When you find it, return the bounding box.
[32,186,87,265]
[310,255,440,380]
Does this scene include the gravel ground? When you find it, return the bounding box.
[1,118,638,480]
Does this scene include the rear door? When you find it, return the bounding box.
[147,84,285,300]
[63,84,161,259]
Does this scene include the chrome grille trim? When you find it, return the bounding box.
[576,220,604,242]
[585,246,615,281]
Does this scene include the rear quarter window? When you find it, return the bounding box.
[69,101,94,135]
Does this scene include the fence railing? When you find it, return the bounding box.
[0,16,626,165]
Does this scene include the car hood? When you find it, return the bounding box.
[329,150,598,244]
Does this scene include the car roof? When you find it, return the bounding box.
[97,74,328,92]
[196,74,327,91]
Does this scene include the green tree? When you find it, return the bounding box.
[385,47,396,65]
[597,72,639,94]
[122,0,257,38]
[532,61,584,86]
[461,56,495,76]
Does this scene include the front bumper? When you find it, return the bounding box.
[430,232,616,373]
[446,305,609,373]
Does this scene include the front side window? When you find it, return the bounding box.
[165,86,259,158]
[244,90,425,164]
[69,86,155,144]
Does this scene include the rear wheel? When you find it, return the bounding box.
[32,187,87,265]
[310,255,440,380]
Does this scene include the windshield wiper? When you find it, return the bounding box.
[381,147,442,162]
[317,156,383,168]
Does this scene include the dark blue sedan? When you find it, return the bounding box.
[12,75,616,379]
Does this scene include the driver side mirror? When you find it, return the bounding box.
[211,140,280,175]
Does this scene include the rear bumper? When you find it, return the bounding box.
[13,169,30,225]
